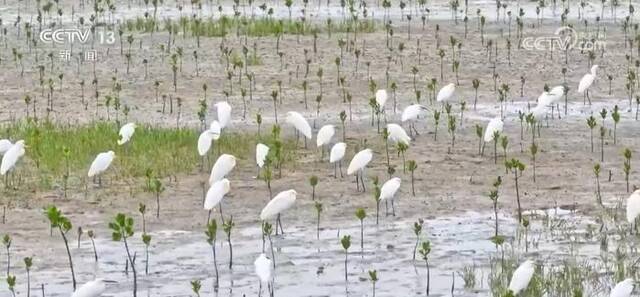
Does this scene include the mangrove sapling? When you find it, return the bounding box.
[530,143,538,182]
[369,270,378,297]
[412,219,424,261]
[340,111,347,141]
[3,234,10,276]
[594,164,602,206]
[408,160,417,196]
[506,159,526,223]
[151,178,165,218]
[397,142,408,173]
[24,257,32,297]
[205,220,219,291]
[492,130,501,164]
[373,177,381,225]
[314,202,322,240]
[109,213,137,297]
[142,233,151,275]
[309,176,318,200]
[600,126,606,162]
[447,115,457,152]
[77,227,83,249]
[612,105,620,144]
[433,111,441,141]
[472,79,480,110]
[489,177,502,238]
[475,124,484,155]
[355,208,366,252]
[7,274,16,297]
[223,216,235,269]
[587,115,597,153]
[88,230,98,262]
[418,241,432,296]
[383,128,391,167]
[501,136,509,171]
[191,280,201,297]
[45,206,76,290]
[341,235,351,282]
[623,148,632,193]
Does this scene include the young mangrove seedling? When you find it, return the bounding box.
[372,177,381,225]
[45,206,76,290]
[109,213,137,297]
[314,202,323,240]
[142,233,151,275]
[7,274,16,297]
[77,227,83,249]
[3,234,11,276]
[223,216,235,269]
[594,163,602,206]
[355,208,366,252]
[205,220,219,291]
[151,178,165,218]
[262,222,276,269]
[191,280,202,297]
[309,175,318,200]
[341,235,351,282]
[407,160,417,196]
[88,230,98,262]
[24,257,32,297]
[489,177,502,238]
[612,105,620,144]
[530,143,538,183]
[587,115,597,153]
[369,270,378,297]
[419,241,432,296]
[475,124,484,155]
[623,148,632,193]
[412,219,424,261]
[506,159,526,223]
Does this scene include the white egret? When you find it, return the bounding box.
[117,122,136,145]
[71,279,116,297]
[197,130,217,157]
[375,89,388,111]
[436,83,456,102]
[256,143,270,169]
[88,151,115,186]
[286,111,312,147]
[386,123,411,145]
[316,125,335,158]
[483,117,504,143]
[260,189,297,234]
[0,139,13,154]
[626,189,640,224]
[209,120,222,140]
[204,178,231,222]
[215,101,232,129]
[0,140,25,188]
[508,260,535,295]
[578,65,598,105]
[329,142,347,178]
[347,149,373,192]
[209,154,236,184]
[401,104,428,136]
[610,278,634,297]
[254,253,274,297]
[380,177,401,216]
[536,86,565,119]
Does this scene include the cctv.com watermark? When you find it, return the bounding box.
[522,26,606,51]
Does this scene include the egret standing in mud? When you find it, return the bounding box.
[578,65,598,105]
[626,189,640,232]
[330,142,347,178]
[347,148,373,192]
[204,178,231,223]
[436,83,456,103]
[375,89,388,114]
[254,253,274,297]
[87,150,115,187]
[508,260,535,295]
[117,122,136,145]
[482,117,504,160]
[209,154,236,184]
[256,143,270,176]
[215,101,232,129]
[0,140,25,175]
[71,279,116,297]
[536,86,565,119]
[386,123,411,145]
[197,129,219,171]
[610,278,634,297]
[401,104,428,136]
[380,177,401,216]
[286,111,312,148]
[260,189,297,234]
[316,124,335,159]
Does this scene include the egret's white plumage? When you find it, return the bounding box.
[537,86,565,107]
[117,122,136,145]
[347,149,373,175]
[87,151,115,177]
[578,65,598,93]
[330,143,347,163]
[316,125,335,147]
[610,278,634,297]
[209,154,236,184]
[204,179,230,210]
[0,140,25,175]
[375,89,388,109]
[215,102,232,129]
[508,260,535,295]
[286,111,312,139]
[436,83,456,102]
[197,130,217,156]
[380,177,401,201]
[626,190,640,223]
[71,279,110,297]
[260,189,297,220]
[401,104,428,122]
[256,143,269,168]
[483,117,504,142]
[386,123,411,145]
[254,253,273,283]
[209,120,222,140]
[0,139,13,154]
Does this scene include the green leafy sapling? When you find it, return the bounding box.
[412,219,424,261]
[45,206,76,290]
[369,270,378,297]
[24,257,32,297]
[309,175,318,200]
[142,233,151,275]
[419,241,432,296]
[624,148,632,193]
[355,208,366,252]
[88,230,98,262]
[205,220,219,290]
[408,160,418,196]
[341,235,351,282]
[505,159,526,223]
[7,274,16,297]
[3,234,10,276]
[223,216,235,269]
[109,213,137,297]
[191,280,202,297]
